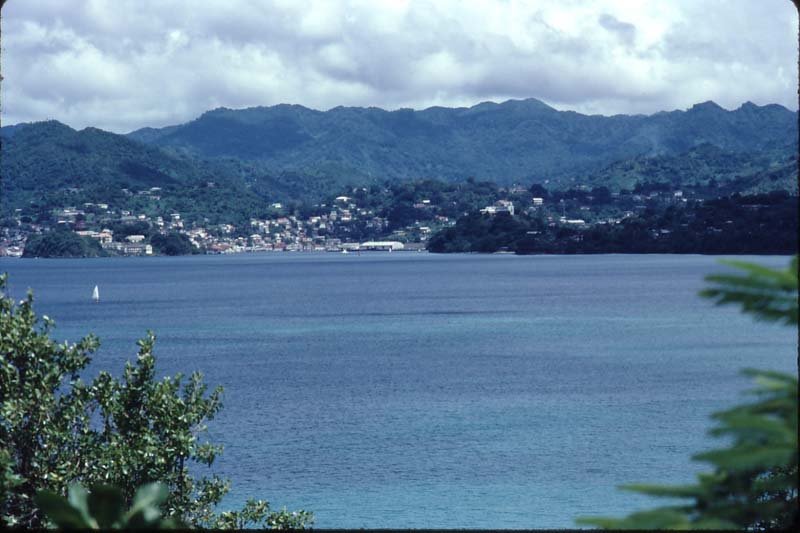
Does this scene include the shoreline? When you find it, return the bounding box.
[5,250,795,260]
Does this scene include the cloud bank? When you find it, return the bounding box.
[2,0,796,132]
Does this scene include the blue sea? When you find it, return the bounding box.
[1,253,795,528]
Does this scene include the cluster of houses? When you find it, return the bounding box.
[0,195,432,256]
[76,230,154,255]
[0,181,696,257]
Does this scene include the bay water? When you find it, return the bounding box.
[1,253,795,528]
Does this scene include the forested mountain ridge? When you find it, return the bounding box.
[127,98,797,184]
[2,99,796,227]
[0,120,269,224]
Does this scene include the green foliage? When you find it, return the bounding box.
[150,232,199,255]
[22,229,105,258]
[576,257,799,530]
[428,211,532,253]
[0,277,100,526]
[82,333,230,525]
[0,448,23,519]
[579,143,797,195]
[37,483,314,531]
[701,256,798,325]
[127,99,797,186]
[1,121,269,226]
[36,482,181,529]
[0,274,312,528]
[210,499,314,530]
[5,101,796,226]
[107,220,153,240]
[428,191,798,255]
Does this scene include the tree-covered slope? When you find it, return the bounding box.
[428,191,798,255]
[3,99,796,227]
[4,120,207,193]
[0,121,271,223]
[570,143,798,194]
[127,99,797,184]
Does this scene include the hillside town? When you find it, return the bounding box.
[2,192,431,257]
[0,179,708,258]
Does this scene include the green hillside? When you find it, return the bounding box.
[568,143,798,194]
[0,121,269,224]
[2,100,797,229]
[128,99,797,185]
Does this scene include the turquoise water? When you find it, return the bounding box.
[2,253,795,528]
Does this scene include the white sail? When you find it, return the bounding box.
[92,285,100,302]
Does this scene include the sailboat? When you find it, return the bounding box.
[92,285,100,303]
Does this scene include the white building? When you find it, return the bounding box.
[481,200,515,216]
[360,241,405,251]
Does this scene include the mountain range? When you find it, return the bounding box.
[2,98,797,218]
[126,98,797,183]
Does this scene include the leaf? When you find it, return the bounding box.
[694,445,795,471]
[709,413,794,442]
[157,516,182,529]
[700,257,798,325]
[35,490,92,529]
[132,482,168,509]
[620,482,704,499]
[67,483,89,513]
[576,508,691,530]
[574,516,623,529]
[691,517,740,529]
[87,484,125,528]
[124,482,168,526]
[66,483,95,527]
[741,367,798,388]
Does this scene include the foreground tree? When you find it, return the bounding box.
[35,482,181,530]
[577,257,798,530]
[0,274,312,528]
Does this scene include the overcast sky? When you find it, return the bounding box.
[2,0,797,133]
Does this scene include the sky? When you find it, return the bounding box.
[1,0,797,133]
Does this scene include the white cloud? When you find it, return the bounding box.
[1,0,796,132]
